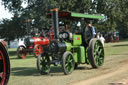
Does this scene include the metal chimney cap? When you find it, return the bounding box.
[50,8,59,12]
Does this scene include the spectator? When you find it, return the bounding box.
[99,34,105,47]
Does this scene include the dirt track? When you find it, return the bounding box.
[70,56,128,85]
[69,45,128,85]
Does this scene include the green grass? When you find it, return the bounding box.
[8,40,128,85]
[104,40,128,56]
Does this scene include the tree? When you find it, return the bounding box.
[1,0,128,39]
[93,0,128,38]
[1,0,95,40]
[0,14,26,41]
[116,0,128,38]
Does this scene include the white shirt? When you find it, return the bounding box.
[99,36,105,47]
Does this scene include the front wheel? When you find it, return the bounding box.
[62,52,75,75]
[17,45,27,59]
[37,54,50,75]
[88,38,104,68]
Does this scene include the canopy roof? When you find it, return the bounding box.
[48,11,104,20]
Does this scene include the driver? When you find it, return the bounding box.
[84,21,96,44]
[88,23,96,38]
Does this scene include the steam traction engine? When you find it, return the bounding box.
[17,36,50,59]
[37,8,105,75]
[17,19,51,59]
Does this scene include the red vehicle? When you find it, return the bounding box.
[105,32,119,43]
[17,19,54,59]
[17,36,49,59]
[17,32,54,58]
[0,41,10,85]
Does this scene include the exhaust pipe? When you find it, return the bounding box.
[0,42,10,85]
[50,8,59,39]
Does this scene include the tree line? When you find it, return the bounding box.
[0,0,128,41]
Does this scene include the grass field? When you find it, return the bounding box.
[8,40,128,85]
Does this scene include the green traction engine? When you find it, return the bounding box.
[37,8,105,75]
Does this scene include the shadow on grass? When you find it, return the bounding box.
[11,66,64,76]
[9,50,17,56]
[11,67,39,76]
[49,65,92,76]
[9,55,35,60]
[49,66,64,76]
[11,66,92,77]
[112,44,128,47]
[50,66,63,73]
[75,66,92,70]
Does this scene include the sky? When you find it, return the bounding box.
[0,0,13,19]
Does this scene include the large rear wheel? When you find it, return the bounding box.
[88,38,104,68]
[17,45,27,59]
[37,54,50,75]
[62,52,75,75]
[0,42,10,85]
[83,26,94,44]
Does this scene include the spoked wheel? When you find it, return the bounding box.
[0,42,10,85]
[34,44,43,58]
[88,38,104,68]
[37,54,50,75]
[17,45,27,59]
[62,52,75,75]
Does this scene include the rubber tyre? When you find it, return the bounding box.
[37,54,50,75]
[88,38,104,68]
[0,42,10,85]
[62,52,75,75]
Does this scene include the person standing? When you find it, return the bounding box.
[99,34,105,47]
[88,23,96,38]
[84,22,96,44]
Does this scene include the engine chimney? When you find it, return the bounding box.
[50,8,59,39]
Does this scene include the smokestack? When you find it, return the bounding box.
[50,8,59,39]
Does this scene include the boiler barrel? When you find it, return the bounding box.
[33,38,50,45]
